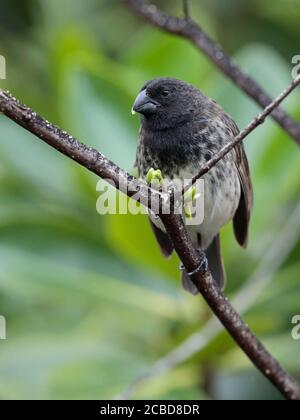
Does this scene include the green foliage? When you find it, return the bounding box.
[0,0,299,400]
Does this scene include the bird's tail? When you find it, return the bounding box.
[181,234,226,294]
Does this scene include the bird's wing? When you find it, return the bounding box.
[234,142,253,247]
[149,219,174,258]
[222,114,253,247]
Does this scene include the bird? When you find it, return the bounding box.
[132,78,253,294]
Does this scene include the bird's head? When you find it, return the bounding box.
[132,78,204,130]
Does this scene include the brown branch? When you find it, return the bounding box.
[0,91,168,212]
[118,202,300,399]
[161,213,300,400]
[1,89,300,399]
[125,0,300,145]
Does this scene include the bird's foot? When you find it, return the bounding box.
[179,249,208,276]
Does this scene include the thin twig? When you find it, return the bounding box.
[182,0,190,20]
[125,0,300,145]
[117,202,300,399]
[182,75,300,195]
[1,89,300,399]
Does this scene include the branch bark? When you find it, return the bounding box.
[125,0,300,145]
[118,202,300,399]
[1,89,300,399]
[115,203,300,400]
[0,91,168,211]
[161,213,300,400]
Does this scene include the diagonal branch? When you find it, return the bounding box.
[182,75,300,194]
[1,89,300,399]
[125,0,300,145]
[117,201,300,399]
[160,213,300,401]
[0,91,168,212]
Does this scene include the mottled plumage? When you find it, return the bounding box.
[132,78,253,293]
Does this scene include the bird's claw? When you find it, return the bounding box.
[179,250,208,276]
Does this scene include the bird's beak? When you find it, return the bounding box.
[132,89,159,116]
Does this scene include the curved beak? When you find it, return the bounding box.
[132,89,159,115]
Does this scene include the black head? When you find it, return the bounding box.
[132,78,205,130]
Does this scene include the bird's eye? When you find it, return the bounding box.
[161,90,170,97]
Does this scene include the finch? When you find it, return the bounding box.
[132,78,253,294]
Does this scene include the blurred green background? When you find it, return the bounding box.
[0,0,300,400]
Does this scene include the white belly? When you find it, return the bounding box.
[148,156,241,250]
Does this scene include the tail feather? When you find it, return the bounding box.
[181,270,199,295]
